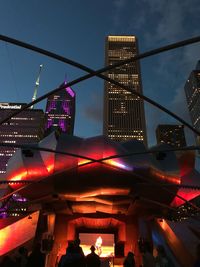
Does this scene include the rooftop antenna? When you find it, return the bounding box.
[31,64,43,109]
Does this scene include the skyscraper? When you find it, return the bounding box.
[0,103,44,175]
[45,81,75,135]
[184,61,200,146]
[103,35,147,145]
[156,124,186,148]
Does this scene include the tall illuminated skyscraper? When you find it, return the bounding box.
[45,81,75,135]
[184,60,200,146]
[103,35,147,145]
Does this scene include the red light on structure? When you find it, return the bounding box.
[9,171,27,181]
[150,168,181,184]
[8,170,28,189]
[46,164,54,173]
[103,159,132,171]
[78,159,92,166]
[171,189,200,207]
[0,211,39,256]
[62,188,130,201]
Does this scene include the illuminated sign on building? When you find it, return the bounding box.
[0,103,26,109]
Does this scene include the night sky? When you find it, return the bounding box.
[0,0,200,147]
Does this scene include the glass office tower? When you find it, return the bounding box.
[103,35,147,146]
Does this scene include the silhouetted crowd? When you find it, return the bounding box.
[1,239,200,267]
[123,243,171,267]
[124,242,174,267]
[58,239,100,267]
[124,241,200,267]
[0,243,45,267]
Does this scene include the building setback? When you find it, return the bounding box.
[103,35,147,145]
[45,82,75,135]
[0,103,44,175]
[156,124,186,148]
[184,60,200,146]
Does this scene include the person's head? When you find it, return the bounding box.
[127,251,134,260]
[19,246,28,256]
[32,243,42,254]
[90,245,96,253]
[156,245,166,257]
[143,242,152,253]
[66,241,74,253]
[74,238,81,247]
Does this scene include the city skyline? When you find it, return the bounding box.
[0,1,200,147]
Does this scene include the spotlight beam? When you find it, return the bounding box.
[0,34,200,136]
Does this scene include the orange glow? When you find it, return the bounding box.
[0,211,39,256]
[8,170,28,189]
[77,144,132,171]
[74,197,113,205]
[78,159,92,166]
[62,188,130,201]
[9,170,27,181]
[156,218,193,266]
[27,168,46,177]
[150,168,180,184]
[103,159,132,171]
[46,163,54,173]
[8,166,48,189]
[78,158,131,171]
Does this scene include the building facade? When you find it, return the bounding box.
[103,35,147,145]
[45,82,75,135]
[184,61,200,146]
[156,124,186,148]
[0,102,44,175]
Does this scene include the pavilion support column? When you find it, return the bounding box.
[49,214,70,267]
[44,213,56,267]
[125,216,142,266]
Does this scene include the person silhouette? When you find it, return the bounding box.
[123,252,136,267]
[86,245,101,267]
[27,243,45,267]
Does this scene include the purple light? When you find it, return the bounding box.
[46,118,53,129]
[62,101,70,115]
[59,119,66,132]
[12,194,27,202]
[46,100,56,113]
[66,87,75,98]
[0,211,7,219]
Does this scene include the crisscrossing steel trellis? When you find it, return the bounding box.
[0,34,200,212]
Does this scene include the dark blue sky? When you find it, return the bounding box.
[0,0,200,146]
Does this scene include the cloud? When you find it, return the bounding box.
[84,105,103,122]
[171,86,189,120]
[83,93,103,123]
[111,0,127,30]
[131,0,200,47]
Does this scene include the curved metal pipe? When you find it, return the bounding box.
[0,35,200,135]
